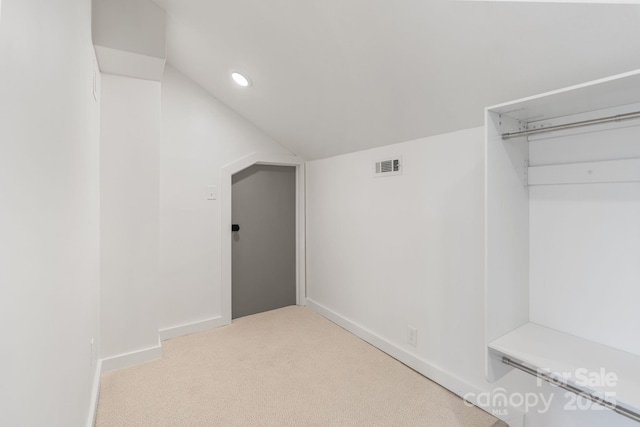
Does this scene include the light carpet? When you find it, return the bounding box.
[96,306,506,426]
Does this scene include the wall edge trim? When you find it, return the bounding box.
[86,359,102,427]
[159,316,226,341]
[101,337,162,373]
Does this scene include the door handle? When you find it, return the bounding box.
[232,224,240,232]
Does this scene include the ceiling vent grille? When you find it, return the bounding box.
[374,157,402,177]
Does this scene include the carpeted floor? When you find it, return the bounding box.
[96,306,506,426]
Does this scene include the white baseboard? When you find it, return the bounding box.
[159,315,227,341]
[86,359,102,427]
[306,298,524,427]
[101,336,162,373]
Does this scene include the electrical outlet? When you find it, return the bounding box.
[408,326,418,347]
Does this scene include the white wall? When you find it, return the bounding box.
[100,74,161,361]
[529,125,640,356]
[306,127,488,386]
[0,0,100,426]
[158,65,291,334]
[305,127,635,426]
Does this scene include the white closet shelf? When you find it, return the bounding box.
[489,322,640,415]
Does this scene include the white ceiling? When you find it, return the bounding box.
[153,0,640,160]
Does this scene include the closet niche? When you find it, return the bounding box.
[485,70,640,423]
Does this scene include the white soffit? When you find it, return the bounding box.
[95,46,166,82]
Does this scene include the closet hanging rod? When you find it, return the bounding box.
[501,111,640,140]
[502,356,640,423]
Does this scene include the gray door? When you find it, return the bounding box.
[231,164,296,319]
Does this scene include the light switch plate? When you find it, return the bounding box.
[207,185,217,200]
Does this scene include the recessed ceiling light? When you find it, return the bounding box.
[231,72,251,87]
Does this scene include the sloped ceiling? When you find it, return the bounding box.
[153,0,640,160]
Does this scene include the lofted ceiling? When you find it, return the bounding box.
[152,0,640,160]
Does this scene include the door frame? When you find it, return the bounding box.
[221,152,305,324]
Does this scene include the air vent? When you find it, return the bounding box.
[374,157,402,177]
